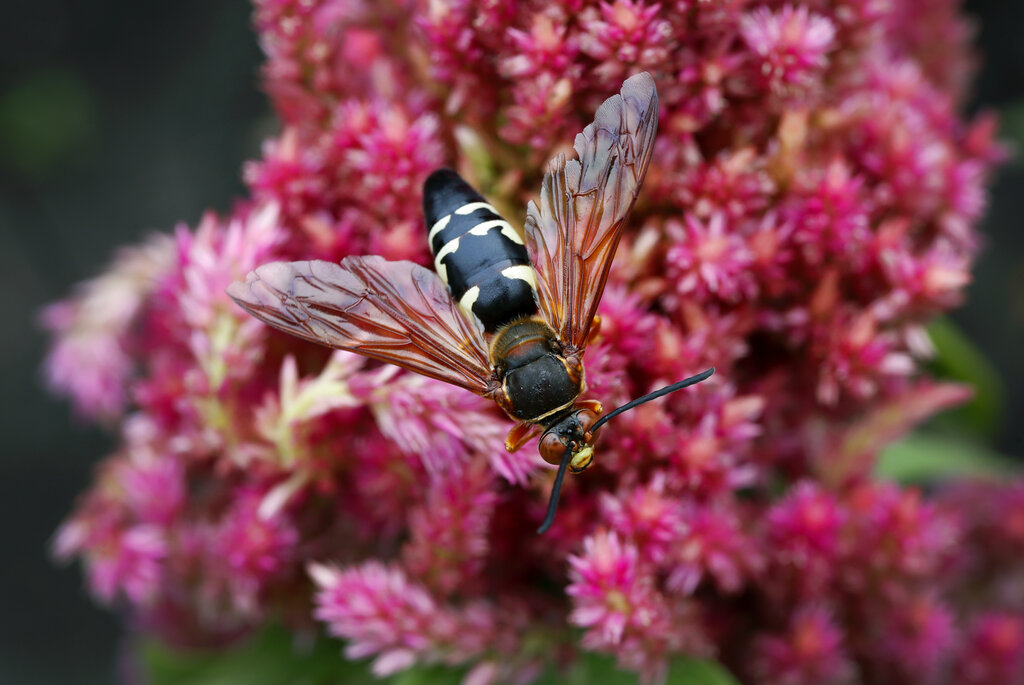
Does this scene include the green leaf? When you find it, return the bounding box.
[666,658,741,685]
[876,433,1018,483]
[532,653,739,685]
[1000,98,1024,168]
[389,666,463,685]
[0,68,97,177]
[144,626,740,685]
[926,317,1004,438]
[143,625,375,685]
[818,382,972,486]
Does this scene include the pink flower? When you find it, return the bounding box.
[870,595,956,684]
[784,160,872,271]
[417,1,484,76]
[369,374,532,483]
[568,530,710,682]
[841,484,960,600]
[880,241,972,317]
[667,501,762,595]
[117,449,187,527]
[176,205,283,360]
[310,562,498,676]
[44,0,1009,682]
[335,100,445,226]
[41,327,133,421]
[765,482,844,600]
[40,234,175,420]
[245,129,328,226]
[752,605,853,685]
[953,613,1024,685]
[601,474,684,566]
[939,481,1024,603]
[740,5,836,97]
[578,1,674,91]
[402,462,498,596]
[670,148,775,222]
[55,518,166,606]
[211,487,300,614]
[501,72,577,151]
[592,286,663,370]
[568,531,644,645]
[502,13,579,79]
[51,440,182,606]
[664,213,757,304]
[255,0,417,122]
[663,390,763,496]
[813,310,915,406]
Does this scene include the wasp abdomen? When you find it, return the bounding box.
[423,169,539,333]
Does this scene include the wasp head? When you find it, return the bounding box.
[539,408,600,472]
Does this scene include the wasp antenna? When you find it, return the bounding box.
[537,446,574,535]
[591,367,715,432]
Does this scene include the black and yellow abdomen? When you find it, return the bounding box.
[423,169,582,425]
[423,169,539,333]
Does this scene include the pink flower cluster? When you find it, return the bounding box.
[45,1,1019,683]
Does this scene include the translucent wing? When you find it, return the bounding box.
[524,72,658,353]
[227,256,497,395]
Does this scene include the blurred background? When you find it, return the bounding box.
[0,0,1021,682]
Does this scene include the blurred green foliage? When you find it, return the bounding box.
[877,317,1018,483]
[1000,99,1024,168]
[144,624,740,685]
[0,68,97,177]
[926,317,1004,438]
[144,625,376,685]
[877,433,1017,482]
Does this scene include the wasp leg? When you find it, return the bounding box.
[577,399,604,415]
[587,315,602,345]
[505,422,541,453]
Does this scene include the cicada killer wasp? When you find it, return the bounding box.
[228,73,714,533]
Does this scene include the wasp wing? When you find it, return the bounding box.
[228,256,497,395]
[524,72,658,353]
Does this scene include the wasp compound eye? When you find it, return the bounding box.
[539,431,566,466]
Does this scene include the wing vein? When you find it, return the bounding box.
[524,72,659,353]
[228,257,495,395]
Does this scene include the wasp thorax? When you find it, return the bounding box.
[491,318,582,423]
[539,409,600,471]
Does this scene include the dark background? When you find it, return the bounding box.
[0,1,1021,682]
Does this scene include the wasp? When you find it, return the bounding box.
[228,73,714,532]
